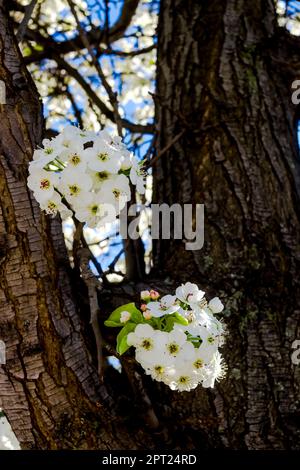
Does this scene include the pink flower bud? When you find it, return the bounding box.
[143,310,152,320]
[150,289,160,300]
[140,303,147,312]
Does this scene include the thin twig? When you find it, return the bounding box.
[145,129,186,169]
[16,0,37,42]
[88,231,120,247]
[99,44,156,57]
[80,230,107,282]
[79,248,104,379]
[143,133,157,164]
[105,248,124,274]
[66,0,123,136]
[66,86,84,128]
[122,360,160,430]
[54,188,105,280]
[72,220,84,274]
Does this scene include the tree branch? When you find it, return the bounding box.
[105,248,124,275]
[79,247,104,379]
[16,0,37,42]
[65,85,84,128]
[22,0,140,63]
[66,0,123,136]
[54,55,154,134]
[268,27,300,79]
[145,129,186,169]
[24,41,155,64]
[122,360,160,431]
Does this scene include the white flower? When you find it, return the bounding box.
[178,306,216,336]
[188,306,225,337]
[65,151,87,170]
[85,137,120,173]
[147,295,180,318]
[120,311,131,323]
[77,128,97,144]
[189,347,212,373]
[176,282,205,305]
[143,362,174,383]
[162,329,194,362]
[53,125,84,150]
[106,281,226,393]
[113,135,130,154]
[130,160,145,194]
[27,169,58,202]
[39,139,58,157]
[112,137,132,169]
[40,191,63,216]
[202,351,227,388]
[58,141,87,171]
[28,126,143,227]
[31,147,58,169]
[120,153,133,170]
[169,367,199,392]
[208,297,224,313]
[74,194,114,228]
[99,174,131,212]
[89,169,111,189]
[98,129,113,144]
[127,324,155,348]
[128,325,165,363]
[197,327,219,363]
[61,168,92,203]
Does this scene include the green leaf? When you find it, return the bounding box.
[129,306,144,324]
[104,320,122,328]
[164,316,176,332]
[161,312,189,332]
[151,317,161,329]
[104,302,143,327]
[116,322,137,355]
[173,312,189,326]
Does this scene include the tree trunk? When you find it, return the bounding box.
[153,0,300,449]
[0,1,138,450]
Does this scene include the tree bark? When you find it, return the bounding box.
[0,0,128,450]
[153,0,300,449]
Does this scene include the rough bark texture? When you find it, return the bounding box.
[0,0,134,450]
[153,0,300,449]
[1,0,300,451]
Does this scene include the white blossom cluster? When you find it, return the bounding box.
[27,126,145,227]
[107,283,227,392]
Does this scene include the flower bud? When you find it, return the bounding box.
[143,310,152,320]
[120,311,131,323]
[208,297,224,313]
[140,290,151,301]
[150,289,160,300]
[140,303,147,312]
